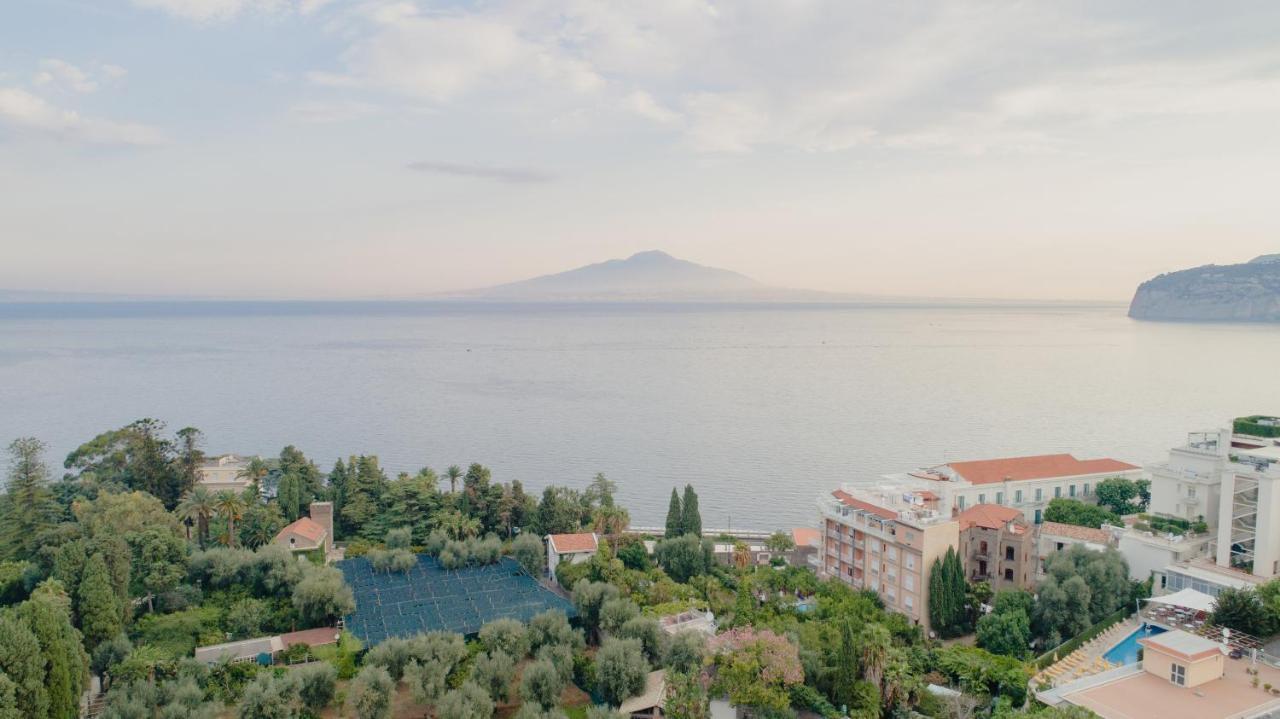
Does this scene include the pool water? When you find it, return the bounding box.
[1103,624,1168,665]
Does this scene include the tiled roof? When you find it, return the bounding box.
[832,490,899,520]
[956,504,1022,530]
[944,454,1138,485]
[792,527,820,547]
[548,533,598,553]
[276,517,327,544]
[1039,521,1112,544]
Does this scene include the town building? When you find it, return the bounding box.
[1119,528,1207,584]
[658,609,717,637]
[546,532,598,583]
[819,484,959,634]
[1161,558,1266,598]
[195,453,260,494]
[194,627,339,665]
[1038,521,1118,578]
[273,501,334,559]
[890,453,1141,525]
[955,504,1035,591]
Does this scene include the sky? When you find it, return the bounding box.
[2,1,1279,301]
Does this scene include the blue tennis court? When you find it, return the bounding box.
[338,554,575,646]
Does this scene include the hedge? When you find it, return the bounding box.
[1235,416,1280,439]
[1033,606,1132,670]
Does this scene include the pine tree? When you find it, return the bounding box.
[278,474,301,521]
[0,438,58,563]
[664,489,683,539]
[681,485,701,537]
[78,553,122,652]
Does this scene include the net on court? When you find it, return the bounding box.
[339,554,575,646]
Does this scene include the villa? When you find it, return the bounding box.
[196,453,260,494]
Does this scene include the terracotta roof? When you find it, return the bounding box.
[1039,521,1112,545]
[275,517,327,544]
[547,533,598,553]
[956,504,1022,530]
[792,527,820,547]
[915,490,939,501]
[832,490,898,520]
[943,454,1138,485]
[279,627,340,648]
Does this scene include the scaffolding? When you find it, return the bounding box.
[1228,474,1259,570]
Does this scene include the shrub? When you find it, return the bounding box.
[511,533,546,576]
[297,662,338,711]
[596,638,648,706]
[437,682,493,719]
[479,618,531,658]
[349,665,394,719]
[520,659,565,710]
[470,651,515,703]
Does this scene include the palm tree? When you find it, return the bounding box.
[214,490,247,547]
[237,457,270,495]
[431,509,481,540]
[445,465,463,494]
[858,624,892,693]
[732,540,751,570]
[592,505,630,538]
[176,486,216,548]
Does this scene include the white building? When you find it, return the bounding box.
[1146,430,1231,525]
[1120,530,1209,584]
[886,453,1142,525]
[196,453,260,494]
[545,533,598,583]
[1215,440,1280,577]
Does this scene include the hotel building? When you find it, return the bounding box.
[818,484,959,634]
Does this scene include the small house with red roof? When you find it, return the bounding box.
[546,532,599,584]
[273,501,334,560]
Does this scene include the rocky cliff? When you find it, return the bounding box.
[1128,255,1280,322]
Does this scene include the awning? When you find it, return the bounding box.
[1145,588,1216,613]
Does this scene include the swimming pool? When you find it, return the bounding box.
[1103,624,1168,665]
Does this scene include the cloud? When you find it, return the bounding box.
[101,64,129,80]
[288,99,379,123]
[623,90,679,125]
[406,160,552,184]
[129,0,310,22]
[0,87,165,146]
[33,59,98,93]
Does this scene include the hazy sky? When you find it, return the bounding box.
[3,1,1279,300]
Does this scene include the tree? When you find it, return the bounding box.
[349,665,394,719]
[404,659,451,704]
[601,598,640,635]
[446,465,463,494]
[292,565,355,624]
[573,581,620,643]
[585,472,618,508]
[438,682,494,719]
[129,528,187,612]
[1136,479,1151,511]
[0,438,58,562]
[535,487,585,535]
[512,533,545,577]
[176,486,216,548]
[0,609,49,718]
[655,534,713,583]
[238,672,302,719]
[928,547,968,637]
[1042,498,1121,529]
[296,660,337,711]
[520,658,565,710]
[20,583,89,719]
[471,651,515,703]
[174,427,205,498]
[237,457,271,496]
[1094,478,1140,516]
[666,631,706,674]
[64,419,184,508]
[480,618,530,658]
[79,552,122,651]
[619,616,666,666]
[1212,587,1276,637]
[857,624,892,692]
[596,637,649,706]
[528,610,582,652]
[665,489,683,539]
[764,531,795,554]
[592,505,631,538]
[663,670,709,719]
[681,485,701,537]
[617,541,650,571]
[213,490,248,547]
[709,628,803,713]
[976,608,1031,658]
[239,502,286,549]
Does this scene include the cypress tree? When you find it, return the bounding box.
[77,553,122,652]
[20,583,87,719]
[664,489,683,538]
[0,610,49,719]
[0,438,58,563]
[927,557,947,636]
[681,485,701,537]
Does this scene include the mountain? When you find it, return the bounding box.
[469,250,834,301]
[1128,254,1280,322]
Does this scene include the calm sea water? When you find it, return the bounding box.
[1,301,1278,530]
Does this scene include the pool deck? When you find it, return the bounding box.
[1034,617,1140,688]
[1058,657,1280,719]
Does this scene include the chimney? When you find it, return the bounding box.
[310,501,334,554]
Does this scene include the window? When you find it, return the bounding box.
[1034,509,1043,524]
[904,530,915,541]
[1083,483,1090,496]
[905,554,916,570]
[904,575,915,591]
[1171,664,1185,686]
[1188,487,1197,499]
[1054,486,1061,498]
[1005,546,1015,561]
[904,595,914,610]
[1035,488,1043,501]
[996,491,1004,505]
[978,493,986,504]
[958,496,966,510]
[1004,568,1014,581]
[1069,484,1076,497]
[979,540,989,554]
[1015,489,1023,503]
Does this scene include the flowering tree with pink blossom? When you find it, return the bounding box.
[710,628,803,711]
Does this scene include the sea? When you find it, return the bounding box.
[1,300,1277,530]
